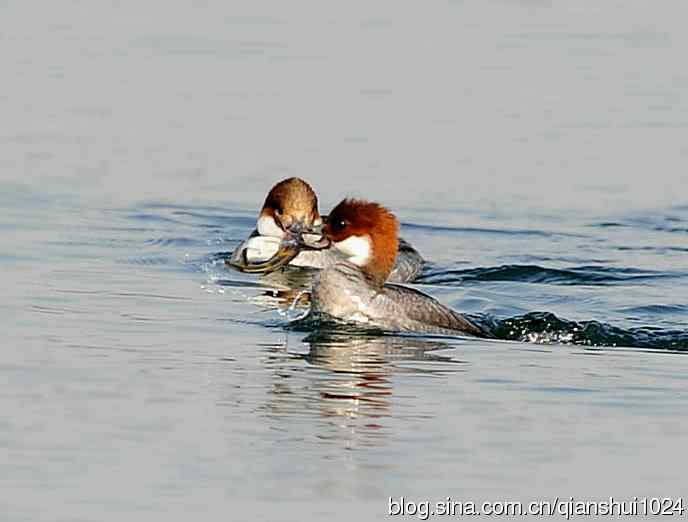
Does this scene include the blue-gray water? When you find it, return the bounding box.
[2,2,688,521]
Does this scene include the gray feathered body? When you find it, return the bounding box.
[311,262,490,337]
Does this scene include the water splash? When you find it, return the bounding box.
[277,290,311,322]
[493,312,688,350]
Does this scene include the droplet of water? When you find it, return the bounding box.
[277,290,310,322]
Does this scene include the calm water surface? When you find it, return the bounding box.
[2,2,688,521]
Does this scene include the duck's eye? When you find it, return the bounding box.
[274,208,283,218]
[331,218,347,232]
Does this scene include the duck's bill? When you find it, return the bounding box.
[226,240,301,274]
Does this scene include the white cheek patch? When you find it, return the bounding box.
[257,214,284,238]
[333,235,371,266]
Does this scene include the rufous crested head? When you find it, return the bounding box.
[324,198,399,286]
[258,177,321,237]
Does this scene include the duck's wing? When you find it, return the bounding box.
[380,284,491,338]
[388,237,425,283]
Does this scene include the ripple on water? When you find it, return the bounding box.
[403,222,586,238]
[417,264,683,286]
[143,237,207,248]
[118,256,172,266]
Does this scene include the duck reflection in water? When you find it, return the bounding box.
[260,330,468,449]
